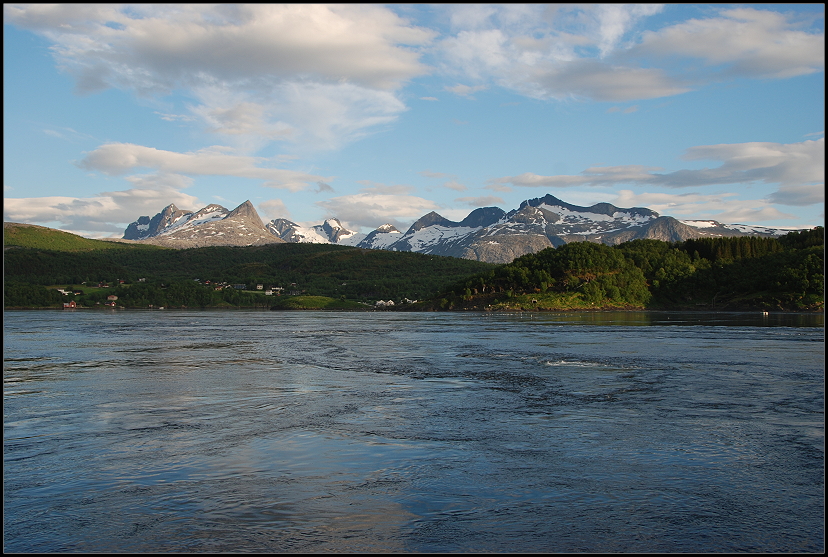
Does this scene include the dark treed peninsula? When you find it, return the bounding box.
[4,222,823,312]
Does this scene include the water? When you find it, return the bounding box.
[4,310,824,552]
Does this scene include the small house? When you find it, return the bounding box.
[63,300,77,308]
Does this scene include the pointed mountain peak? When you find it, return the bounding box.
[227,200,256,217]
[376,223,400,233]
[226,200,265,227]
[320,217,355,242]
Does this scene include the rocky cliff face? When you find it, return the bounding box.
[123,204,191,240]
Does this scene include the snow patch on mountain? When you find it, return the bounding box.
[158,204,228,236]
[681,220,718,228]
[398,225,482,251]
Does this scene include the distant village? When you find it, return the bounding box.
[56,278,415,309]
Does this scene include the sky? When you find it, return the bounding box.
[3,4,824,238]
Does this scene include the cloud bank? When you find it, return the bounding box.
[4,4,433,151]
[489,139,825,208]
[79,143,328,191]
[436,5,823,102]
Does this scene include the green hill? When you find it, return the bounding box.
[4,222,164,252]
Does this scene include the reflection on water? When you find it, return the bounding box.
[3,310,824,552]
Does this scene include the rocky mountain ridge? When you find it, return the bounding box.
[123,200,284,249]
[124,195,798,262]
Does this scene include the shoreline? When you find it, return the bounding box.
[5,305,824,315]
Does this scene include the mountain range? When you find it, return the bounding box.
[122,194,797,263]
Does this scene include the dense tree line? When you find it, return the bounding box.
[679,236,783,262]
[4,282,65,308]
[447,241,651,306]
[434,228,823,311]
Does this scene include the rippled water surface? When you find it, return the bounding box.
[4,310,824,552]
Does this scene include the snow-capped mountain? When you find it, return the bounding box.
[124,194,800,262]
[123,200,284,248]
[356,223,403,249]
[266,217,365,246]
[678,220,795,237]
[351,194,797,264]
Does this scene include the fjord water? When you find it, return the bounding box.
[4,310,823,552]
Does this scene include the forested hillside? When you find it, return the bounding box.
[4,226,494,308]
[427,228,824,311]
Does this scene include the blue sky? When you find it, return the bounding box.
[3,4,824,238]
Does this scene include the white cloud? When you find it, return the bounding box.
[679,139,824,188]
[79,143,329,191]
[258,198,291,220]
[435,5,822,103]
[612,189,796,224]
[634,7,825,80]
[272,82,408,151]
[315,187,440,231]
[766,184,825,207]
[3,185,202,237]
[593,4,664,57]
[4,4,433,151]
[122,172,195,190]
[190,98,292,140]
[435,4,681,101]
[489,139,824,204]
[181,80,410,152]
[518,59,688,101]
[4,4,432,92]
